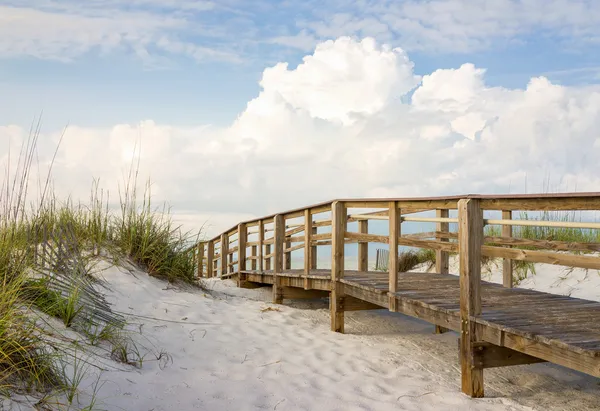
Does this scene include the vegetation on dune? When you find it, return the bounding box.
[0,131,199,407]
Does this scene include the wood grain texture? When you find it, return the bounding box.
[436,209,450,275]
[458,198,484,398]
[331,201,346,332]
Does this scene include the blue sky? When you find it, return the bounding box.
[2,0,600,129]
[2,1,600,236]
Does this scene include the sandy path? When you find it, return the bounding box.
[53,264,595,411]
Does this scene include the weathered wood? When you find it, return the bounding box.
[284,243,305,253]
[463,341,546,368]
[436,209,450,275]
[502,210,513,288]
[344,231,458,252]
[197,242,205,278]
[238,223,247,276]
[206,240,214,278]
[280,287,328,300]
[331,201,345,333]
[285,226,305,236]
[389,201,400,312]
[311,226,318,270]
[482,245,600,270]
[343,296,381,311]
[485,218,600,230]
[358,220,369,272]
[479,197,600,211]
[458,198,484,398]
[273,215,284,304]
[265,244,271,270]
[304,209,312,289]
[258,220,264,272]
[251,245,257,271]
[220,233,228,277]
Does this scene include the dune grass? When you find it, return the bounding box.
[0,130,200,404]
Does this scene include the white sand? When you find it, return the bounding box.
[5,261,600,410]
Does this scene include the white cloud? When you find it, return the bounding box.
[2,37,600,236]
[287,0,600,53]
[0,2,242,64]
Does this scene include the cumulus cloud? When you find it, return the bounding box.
[2,37,600,235]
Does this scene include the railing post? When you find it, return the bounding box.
[358,220,368,272]
[220,234,228,278]
[237,223,247,286]
[258,220,264,272]
[310,226,318,270]
[330,201,346,333]
[436,209,450,274]
[251,245,257,270]
[388,201,400,312]
[272,214,285,304]
[206,240,214,278]
[304,209,312,289]
[285,234,292,270]
[502,210,513,288]
[197,242,205,278]
[265,244,272,270]
[458,198,484,398]
[435,209,450,333]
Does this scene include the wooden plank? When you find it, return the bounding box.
[343,296,381,311]
[358,220,369,272]
[304,209,312,289]
[485,218,600,230]
[238,223,247,278]
[197,242,205,278]
[220,233,228,277]
[284,243,304,253]
[482,245,600,270]
[285,226,305,236]
[331,201,345,333]
[436,209,449,275]
[478,324,600,377]
[251,245,257,271]
[458,198,484,398]
[389,201,400,312]
[311,226,318,270]
[469,341,546,368]
[483,235,600,253]
[258,220,264,273]
[479,197,600,211]
[502,210,513,288]
[272,214,284,304]
[281,287,328,300]
[265,244,271,270]
[206,240,214,278]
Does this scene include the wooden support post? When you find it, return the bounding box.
[265,244,272,270]
[258,220,264,273]
[251,245,257,270]
[304,209,312,290]
[285,236,292,270]
[436,209,450,274]
[272,215,284,304]
[237,223,247,287]
[206,241,214,278]
[388,201,400,312]
[502,210,513,288]
[330,201,346,333]
[197,242,205,278]
[358,220,368,272]
[435,209,450,334]
[220,234,228,278]
[310,226,318,269]
[458,198,484,398]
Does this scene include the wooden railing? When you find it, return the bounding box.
[194,193,600,287]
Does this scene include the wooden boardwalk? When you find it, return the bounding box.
[193,194,600,398]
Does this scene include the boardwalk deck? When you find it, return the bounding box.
[194,193,600,398]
